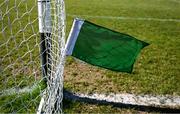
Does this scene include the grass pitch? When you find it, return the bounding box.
[65,0,180,96]
[64,0,180,113]
[0,0,180,113]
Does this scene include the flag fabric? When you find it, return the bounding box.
[65,18,149,73]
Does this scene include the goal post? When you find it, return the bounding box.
[37,0,66,113]
[0,0,66,113]
[38,0,52,83]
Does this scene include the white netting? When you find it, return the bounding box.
[0,0,65,113]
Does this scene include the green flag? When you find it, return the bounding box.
[66,18,149,73]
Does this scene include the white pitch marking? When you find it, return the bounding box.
[1,86,180,109]
[65,92,180,109]
[68,14,180,23]
[171,0,180,3]
[0,82,42,97]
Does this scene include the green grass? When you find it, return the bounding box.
[63,99,142,113]
[64,0,180,95]
[64,0,180,112]
[0,0,180,113]
[0,0,40,90]
[0,80,46,113]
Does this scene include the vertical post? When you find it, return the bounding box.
[38,0,52,82]
[40,33,47,82]
[37,0,66,113]
[37,0,52,113]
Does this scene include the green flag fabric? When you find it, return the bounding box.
[66,18,149,73]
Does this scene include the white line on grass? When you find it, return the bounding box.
[0,86,35,97]
[0,81,44,97]
[171,0,180,3]
[64,92,180,109]
[68,14,180,23]
[1,86,180,109]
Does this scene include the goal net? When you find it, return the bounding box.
[0,0,66,113]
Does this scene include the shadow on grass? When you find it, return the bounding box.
[64,90,180,113]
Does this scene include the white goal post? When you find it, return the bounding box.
[0,0,66,113]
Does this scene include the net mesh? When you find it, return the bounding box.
[0,0,65,113]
